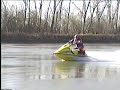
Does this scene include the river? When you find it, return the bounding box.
[1,43,120,90]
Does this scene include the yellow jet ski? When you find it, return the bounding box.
[54,43,90,61]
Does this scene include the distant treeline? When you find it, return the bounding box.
[1,0,120,43]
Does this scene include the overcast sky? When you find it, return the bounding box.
[2,0,120,18]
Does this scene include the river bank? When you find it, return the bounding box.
[1,32,120,43]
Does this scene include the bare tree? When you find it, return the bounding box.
[28,0,30,27]
[115,0,120,31]
[58,0,64,33]
[50,0,56,32]
[95,0,107,34]
[39,0,43,32]
[89,0,101,33]
[44,0,51,31]
[54,11,59,33]
[1,0,120,35]
[82,0,91,34]
[23,0,28,27]
[1,1,8,32]
[66,0,71,34]
[107,0,112,24]
[34,0,37,25]
[34,0,37,16]
[72,2,83,33]
[50,0,61,32]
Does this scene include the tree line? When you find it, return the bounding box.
[1,0,120,35]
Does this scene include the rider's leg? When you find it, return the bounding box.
[79,47,85,55]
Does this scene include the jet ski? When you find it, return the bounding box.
[54,42,94,61]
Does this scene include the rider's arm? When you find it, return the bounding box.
[68,39,74,44]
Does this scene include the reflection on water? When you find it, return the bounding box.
[53,61,120,80]
[1,44,120,89]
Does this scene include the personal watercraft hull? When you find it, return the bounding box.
[54,43,96,61]
[55,53,97,61]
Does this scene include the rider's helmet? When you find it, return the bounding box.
[74,34,78,40]
[74,34,82,43]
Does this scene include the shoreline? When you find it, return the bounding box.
[1,32,120,43]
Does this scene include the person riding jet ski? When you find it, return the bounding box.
[69,34,85,55]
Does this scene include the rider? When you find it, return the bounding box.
[69,34,85,55]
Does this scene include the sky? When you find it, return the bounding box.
[2,0,120,18]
